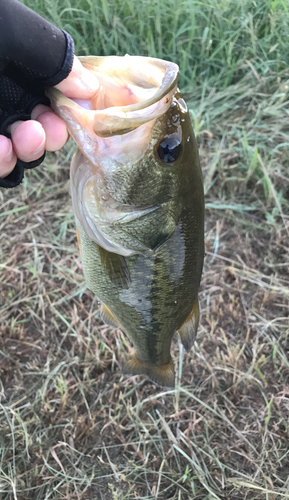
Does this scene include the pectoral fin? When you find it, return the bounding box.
[76,228,81,255]
[100,304,121,329]
[177,298,200,352]
[97,244,131,289]
[122,352,175,388]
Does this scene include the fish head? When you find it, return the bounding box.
[47,56,202,255]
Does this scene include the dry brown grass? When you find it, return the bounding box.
[0,70,289,499]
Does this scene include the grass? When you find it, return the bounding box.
[1,1,289,499]
[22,0,289,89]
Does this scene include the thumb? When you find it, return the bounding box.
[54,56,99,99]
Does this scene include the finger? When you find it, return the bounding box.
[32,105,69,151]
[33,107,69,151]
[55,55,99,99]
[9,120,45,162]
[0,135,17,178]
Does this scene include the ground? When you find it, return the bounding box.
[0,70,289,499]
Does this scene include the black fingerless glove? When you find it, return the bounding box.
[0,0,74,188]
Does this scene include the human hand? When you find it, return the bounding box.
[0,56,99,179]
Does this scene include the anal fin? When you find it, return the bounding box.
[177,298,200,352]
[100,303,121,329]
[122,351,175,388]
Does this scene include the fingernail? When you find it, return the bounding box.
[4,142,13,163]
[8,120,23,135]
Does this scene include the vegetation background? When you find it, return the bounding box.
[1,0,289,499]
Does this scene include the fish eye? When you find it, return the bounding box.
[157,134,182,163]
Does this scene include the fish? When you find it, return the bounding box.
[48,55,204,388]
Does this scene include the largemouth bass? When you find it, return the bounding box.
[48,55,204,388]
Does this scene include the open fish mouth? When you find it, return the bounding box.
[48,55,179,142]
[78,55,179,137]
